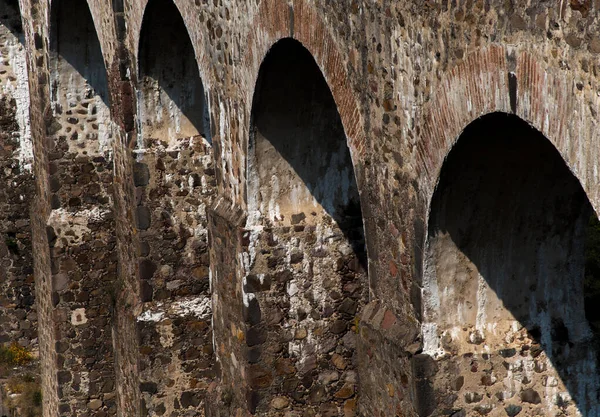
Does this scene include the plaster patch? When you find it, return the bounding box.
[71,308,87,326]
[137,310,165,322]
[171,296,212,318]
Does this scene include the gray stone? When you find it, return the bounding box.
[504,404,522,417]
[520,388,541,404]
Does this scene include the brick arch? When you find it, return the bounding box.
[417,44,600,213]
[244,0,366,161]
[130,0,210,86]
[418,47,600,417]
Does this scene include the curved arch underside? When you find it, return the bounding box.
[250,38,362,228]
[50,0,108,104]
[244,38,367,414]
[138,0,208,145]
[49,0,111,158]
[424,113,600,416]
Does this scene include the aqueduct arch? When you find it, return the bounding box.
[134,0,214,304]
[242,37,367,414]
[248,38,364,232]
[416,46,600,211]
[236,0,368,208]
[134,0,214,306]
[44,0,118,414]
[49,0,110,124]
[137,0,209,145]
[422,112,600,416]
[132,0,216,414]
[8,1,600,415]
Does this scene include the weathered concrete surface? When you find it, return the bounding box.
[0,0,598,416]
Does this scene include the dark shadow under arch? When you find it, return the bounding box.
[425,112,600,415]
[49,0,109,106]
[0,0,22,36]
[249,38,365,267]
[243,38,368,414]
[138,0,208,142]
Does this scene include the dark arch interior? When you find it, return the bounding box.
[427,112,600,414]
[0,0,22,34]
[138,0,208,141]
[245,38,367,413]
[49,0,109,106]
[250,38,365,261]
[585,213,600,340]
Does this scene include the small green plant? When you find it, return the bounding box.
[0,341,40,416]
[222,388,233,406]
[0,343,33,366]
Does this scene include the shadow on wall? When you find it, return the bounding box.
[249,38,366,267]
[426,113,600,415]
[138,0,208,142]
[0,0,22,36]
[49,0,109,106]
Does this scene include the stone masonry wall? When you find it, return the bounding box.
[45,0,118,414]
[0,0,35,354]
[206,199,247,416]
[241,38,368,416]
[421,114,598,416]
[3,1,600,417]
[132,1,217,413]
[134,136,216,415]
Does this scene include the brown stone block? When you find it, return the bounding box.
[275,357,296,376]
[248,364,273,389]
[335,383,355,399]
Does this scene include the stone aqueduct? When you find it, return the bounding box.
[0,0,599,416]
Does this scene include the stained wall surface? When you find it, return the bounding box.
[242,38,367,415]
[0,0,598,416]
[0,0,35,355]
[423,113,598,416]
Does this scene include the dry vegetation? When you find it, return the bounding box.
[0,343,41,417]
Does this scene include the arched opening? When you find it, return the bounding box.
[245,38,367,413]
[0,0,22,35]
[50,0,109,111]
[134,1,216,415]
[45,1,117,414]
[134,0,214,302]
[137,0,209,145]
[48,0,112,211]
[423,113,600,416]
[249,39,364,236]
